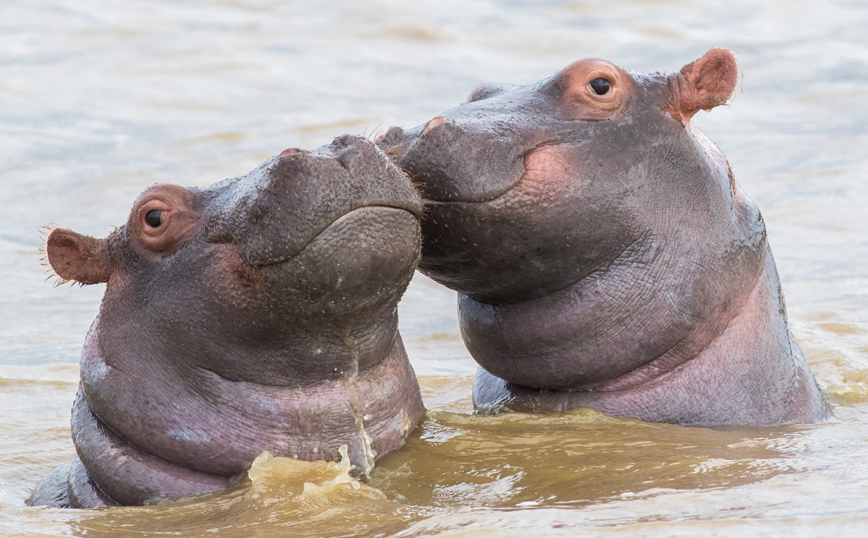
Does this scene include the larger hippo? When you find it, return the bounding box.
[29,135,425,508]
[380,49,829,427]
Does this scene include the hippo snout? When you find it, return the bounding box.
[378,126,411,153]
[382,116,526,203]
[206,137,421,266]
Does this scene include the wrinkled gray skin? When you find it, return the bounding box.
[380,50,829,427]
[29,135,425,508]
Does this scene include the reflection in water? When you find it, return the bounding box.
[372,408,796,509]
[796,322,868,406]
[3,0,868,535]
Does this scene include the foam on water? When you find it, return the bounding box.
[70,447,402,537]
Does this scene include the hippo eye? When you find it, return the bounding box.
[145,210,163,228]
[589,78,611,95]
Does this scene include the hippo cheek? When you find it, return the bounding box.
[419,144,575,265]
[420,143,620,302]
[514,143,578,202]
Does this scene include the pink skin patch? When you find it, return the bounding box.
[279,148,301,156]
[522,145,574,192]
[502,145,578,211]
[423,116,451,133]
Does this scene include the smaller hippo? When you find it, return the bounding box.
[28,135,425,508]
[380,49,829,427]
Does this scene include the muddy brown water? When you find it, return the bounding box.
[2,1,868,536]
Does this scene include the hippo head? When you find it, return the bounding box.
[48,135,422,384]
[378,50,827,427]
[380,48,745,305]
[376,49,828,426]
[38,135,425,507]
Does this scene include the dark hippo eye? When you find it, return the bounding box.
[589,78,611,95]
[145,210,163,228]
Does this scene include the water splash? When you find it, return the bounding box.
[72,448,400,538]
[352,413,378,477]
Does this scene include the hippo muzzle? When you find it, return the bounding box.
[208,134,422,266]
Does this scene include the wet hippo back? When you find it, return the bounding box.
[380,49,829,427]
[29,135,426,508]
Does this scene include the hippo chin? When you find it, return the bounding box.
[380,49,829,427]
[28,135,425,508]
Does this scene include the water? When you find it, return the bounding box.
[2,0,868,535]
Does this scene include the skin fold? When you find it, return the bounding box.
[379,49,829,427]
[28,135,425,508]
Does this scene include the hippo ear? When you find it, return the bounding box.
[670,48,739,122]
[44,228,112,285]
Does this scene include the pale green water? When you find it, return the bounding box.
[2,1,868,536]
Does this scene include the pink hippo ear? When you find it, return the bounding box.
[44,228,112,285]
[669,48,739,122]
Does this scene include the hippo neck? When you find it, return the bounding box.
[458,235,771,393]
[471,251,829,426]
[97,276,405,388]
[171,310,403,387]
[78,330,423,480]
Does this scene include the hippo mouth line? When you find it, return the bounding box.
[415,140,563,205]
[254,203,421,268]
[417,173,520,206]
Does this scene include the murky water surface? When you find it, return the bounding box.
[2,0,868,536]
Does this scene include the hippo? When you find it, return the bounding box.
[28,135,425,508]
[379,49,829,427]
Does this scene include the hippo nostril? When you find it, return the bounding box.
[423,117,451,134]
[279,148,301,157]
[379,126,404,147]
